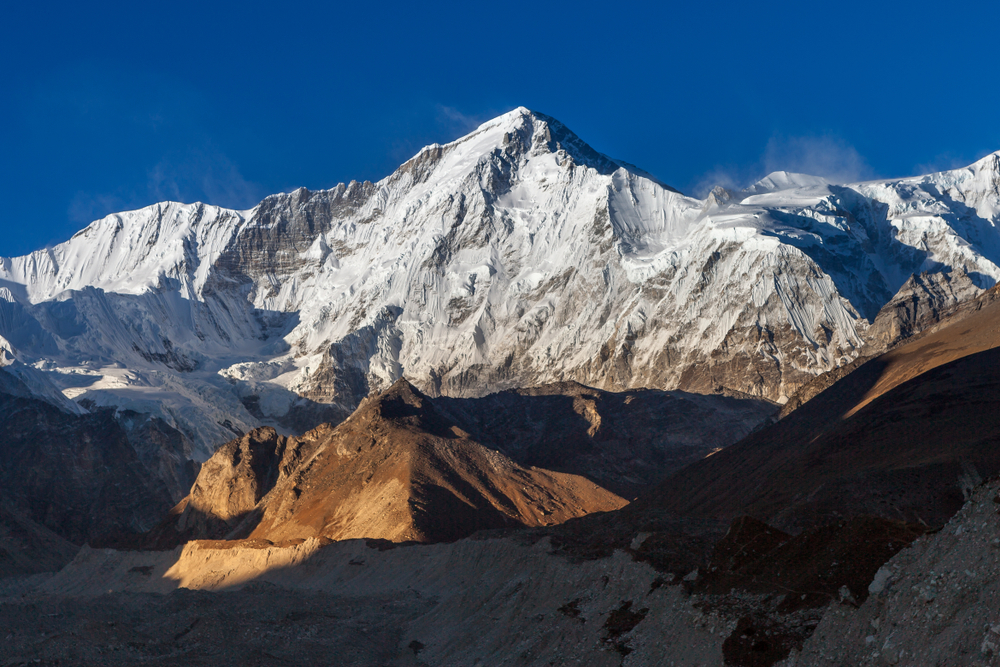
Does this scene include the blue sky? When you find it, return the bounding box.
[2,1,999,257]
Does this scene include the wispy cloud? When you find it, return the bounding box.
[434,104,515,138]
[68,147,265,224]
[763,135,874,184]
[147,148,264,210]
[689,164,761,198]
[691,133,875,197]
[67,192,132,226]
[384,103,514,168]
[436,105,483,135]
[435,103,521,138]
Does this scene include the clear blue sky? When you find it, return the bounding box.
[3,1,999,257]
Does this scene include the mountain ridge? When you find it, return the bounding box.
[1,108,999,474]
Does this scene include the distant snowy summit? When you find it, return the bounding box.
[2,106,999,460]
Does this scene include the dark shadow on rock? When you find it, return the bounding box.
[137,427,312,550]
[699,514,927,667]
[408,483,518,544]
[0,501,80,577]
[763,207,895,322]
[435,382,776,498]
[239,391,349,438]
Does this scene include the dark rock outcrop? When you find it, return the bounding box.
[0,502,79,576]
[435,381,776,498]
[860,268,981,355]
[781,269,983,417]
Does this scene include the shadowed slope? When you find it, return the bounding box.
[0,502,79,576]
[644,284,1000,532]
[0,383,175,549]
[435,382,775,498]
[778,268,984,418]
[148,380,626,547]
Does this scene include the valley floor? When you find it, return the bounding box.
[3,478,999,666]
[2,535,729,666]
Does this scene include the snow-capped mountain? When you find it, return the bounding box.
[2,107,999,461]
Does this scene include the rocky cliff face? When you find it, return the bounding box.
[434,381,775,498]
[2,110,999,467]
[860,268,983,355]
[146,379,772,547]
[0,502,78,577]
[778,268,984,416]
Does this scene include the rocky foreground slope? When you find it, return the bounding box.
[143,379,771,548]
[0,368,770,575]
[795,477,1000,666]
[4,291,1000,664]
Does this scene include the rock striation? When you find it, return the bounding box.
[860,268,982,355]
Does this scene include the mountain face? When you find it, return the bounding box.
[5,107,1000,667]
[433,382,774,498]
[859,268,982,355]
[0,502,78,577]
[776,267,983,416]
[1,108,999,471]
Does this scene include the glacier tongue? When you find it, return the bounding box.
[2,107,1000,458]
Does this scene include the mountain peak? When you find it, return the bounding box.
[373,377,426,412]
[428,107,626,177]
[150,379,627,546]
[968,149,1000,173]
